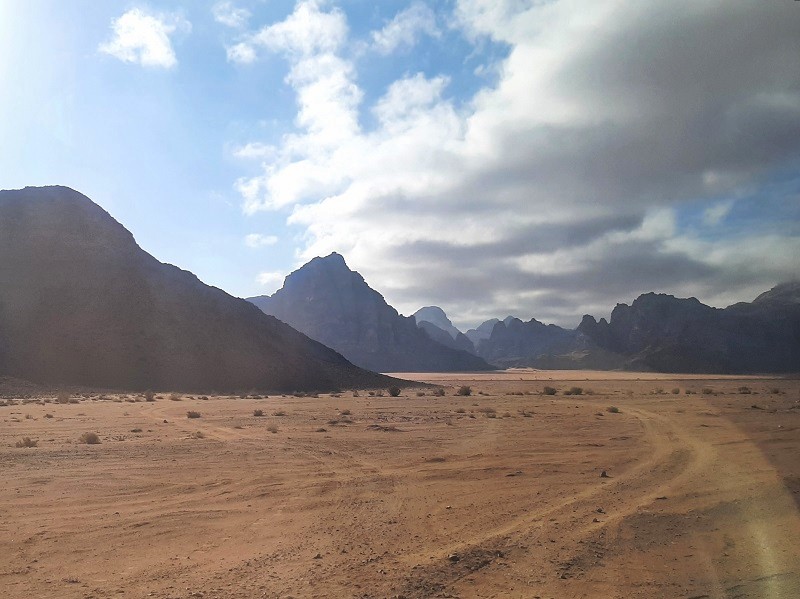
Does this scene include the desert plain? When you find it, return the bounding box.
[1,370,799,599]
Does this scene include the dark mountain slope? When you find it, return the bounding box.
[248,254,494,373]
[578,288,800,373]
[0,186,392,392]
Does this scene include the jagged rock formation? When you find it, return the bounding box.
[413,307,476,354]
[578,287,800,373]
[477,316,586,367]
[465,319,500,346]
[248,254,494,373]
[0,186,394,392]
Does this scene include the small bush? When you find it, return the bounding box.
[416,391,426,397]
[352,390,360,397]
[56,392,71,404]
[564,387,583,396]
[671,388,680,394]
[770,388,782,395]
[542,386,557,395]
[267,425,278,434]
[455,386,472,397]
[701,388,714,395]
[186,411,201,419]
[44,413,53,419]
[607,406,620,414]
[190,431,205,439]
[388,387,401,397]
[340,409,351,416]
[144,390,155,402]
[79,432,101,444]
[15,437,38,448]
[273,410,286,417]
[433,388,446,397]
[454,407,466,414]
[169,393,182,401]
[253,409,264,417]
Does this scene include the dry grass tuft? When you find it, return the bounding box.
[186,411,201,419]
[15,437,38,448]
[79,432,101,444]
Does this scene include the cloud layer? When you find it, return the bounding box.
[232,0,800,328]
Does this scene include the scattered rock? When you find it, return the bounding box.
[600,470,609,478]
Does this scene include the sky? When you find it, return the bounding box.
[1,0,799,330]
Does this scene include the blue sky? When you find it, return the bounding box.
[2,1,799,329]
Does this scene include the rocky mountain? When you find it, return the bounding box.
[413,306,461,339]
[413,307,476,354]
[578,287,800,373]
[465,319,500,345]
[248,254,494,373]
[0,186,394,392]
[475,317,585,368]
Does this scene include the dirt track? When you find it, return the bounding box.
[1,371,799,598]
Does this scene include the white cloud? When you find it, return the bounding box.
[244,233,279,248]
[256,271,285,292]
[370,2,440,55]
[213,1,250,29]
[226,42,257,64]
[233,142,276,160]
[702,200,735,226]
[98,8,189,68]
[233,0,800,327]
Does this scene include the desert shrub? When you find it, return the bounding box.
[56,392,70,404]
[315,427,327,433]
[368,391,375,397]
[375,390,384,397]
[44,413,53,419]
[701,388,714,395]
[564,387,583,396]
[267,425,278,434]
[190,431,205,439]
[130,428,143,433]
[685,389,695,395]
[478,407,496,415]
[542,386,557,395]
[770,388,782,394]
[738,386,752,394]
[186,411,201,419]
[169,393,182,401]
[416,391,426,397]
[671,388,680,394]
[79,432,101,444]
[253,409,264,417]
[455,386,472,397]
[388,387,401,397]
[454,407,466,414]
[607,406,620,414]
[15,437,38,448]
[433,388,446,397]
[144,390,155,402]
[272,410,286,416]
[340,409,351,416]
[352,390,360,397]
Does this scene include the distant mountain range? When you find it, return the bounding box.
[247,254,494,373]
[0,186,394,392]
[412,286,800,373]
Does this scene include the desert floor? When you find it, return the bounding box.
[1,371,799,599]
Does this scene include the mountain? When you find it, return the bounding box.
[578,287,800,373]
[248,254,494,373]
[465,319,500,345]
[0,186,394,392]
[413,306,461,339]
[471,317,624,369]
[413,306,476,354]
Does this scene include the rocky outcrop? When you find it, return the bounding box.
[475,317,590,368]
[0,186,393,392]
[578,288,800,373]
[248,254,494,373]
[465,319,500,346]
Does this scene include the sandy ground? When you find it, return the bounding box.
[1,370,799,599]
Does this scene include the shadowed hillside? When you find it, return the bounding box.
[0,186,395,392]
